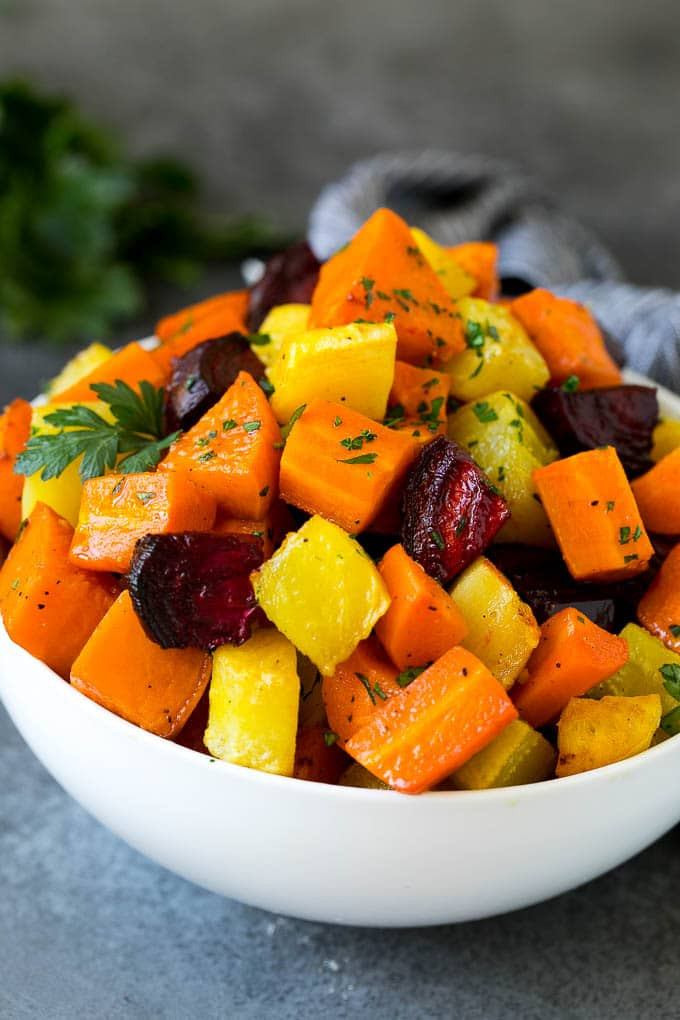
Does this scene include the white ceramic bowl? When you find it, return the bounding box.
[1,370,678,927]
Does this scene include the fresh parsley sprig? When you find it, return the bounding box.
[14,379,180,482]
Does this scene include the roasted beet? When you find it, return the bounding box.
[165,333,266,432]
[128,532,266,651]
[401,436,510,584]
[248,240,320,330]
[531,385,658,478]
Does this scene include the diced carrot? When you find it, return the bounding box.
[211,500,294,559]
[293,723,348,784]
[510,289,622,389]
[69,471,217,574]
[388,360,450,418]
[0,398,31,542]
[511,607,629,728]
[533,447,654,582]
[384,418,448,446]
[638,543,680,654]
[152,305,246,376]
[155,290,249,342]
[345,646,517,794]
[0,503,118,678]
[375,543,468,670]
[322,636,402,746]
[51,342,168,403]
[279,399,419,533]
[309,207,466,365]
[70,590,211,738]
[160,371,281,519]
[445,242,499,301]
[631,447,680,535]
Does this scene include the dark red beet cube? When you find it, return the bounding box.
[531,385,658,479]
[248,240,320,330]
[401,436,510,584]
[128,532,266,651]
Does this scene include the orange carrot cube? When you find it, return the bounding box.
[51,342,168,403]
[322,636,403,746]
[638,543,680,654]
[631,447,680,535]
[0,398,31,542]
[444,242,499,301]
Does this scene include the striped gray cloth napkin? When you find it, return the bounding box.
[308,151,680,393]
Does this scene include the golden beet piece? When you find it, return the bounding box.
[556,695,661,777]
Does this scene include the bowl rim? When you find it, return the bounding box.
[3,367,679,805]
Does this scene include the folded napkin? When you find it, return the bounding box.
[308,151,680,393]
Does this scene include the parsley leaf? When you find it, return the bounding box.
[660,663,680,701]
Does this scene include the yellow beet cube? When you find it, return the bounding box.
[47,342,113,398]
[651,420,680,462]
[589,623,680,717]
[252,515,390,675]
[256,303,310,370]
[269,322,397,424]
[447,720,556,789]
[448,391,558,546]
[443,298,549,404]
[448,556,540,688]
[204,628,300,776]
[556,695,661,778]
[21,401,115,527]
[409,227,476,300]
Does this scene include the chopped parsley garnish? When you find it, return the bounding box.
[633,525,642,541]
[339,428,378,451]
[243,420,261,433]
[619,526,631,545]
[338,453,378,465]
[561,375,580,392]
[471,401,499,423]
[383,404,406,428]
[356,672,376,705]
[259,378,275,397]
[395,666,426,688]
[360,276,375,308]
[660,663,680,700]
[247,332,272,346]
[333,415,343,427]
[198,450,216,463]
[384,311,396,323]
[136,492,154,504]
[280,404,306,441]
[323,730,338,747]
[606,501,615,513]
[670,625,680,638]
[623,553,639,563]
[430,528,445,550]
[661,706,680,736]
[455,517,468,537]
[222,419,238,431]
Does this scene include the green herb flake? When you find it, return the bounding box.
[633,525,642,542]
[338,453,378,465]
[396,666,426,688]
[111,479,125,496]
[384,311,396,323]
[619,526,632,545]
[471,401,499,424]
[198,450,216,463]
[248,332,272,346]
[623,554,639,563]
[323,730,339,747]
[185,374,199,392]
[373,682,388,701]
[243,420,261,434]
[333,415,343,427]
[360,276,375,308]
[660,663,680,701]
[661,705,680,736]
[356,672,376,706]
[576,615,586,624]
[606,501,615,513]
[561,375,580,392]
[259,378,275,397]
[136,492,154,505]
[222,419,238,432]
[280,404,306,441]
[10,579,19,591]
[430,528,445,550]
[670,625,680,638]
[259,485,269,498]
[455,517,468,537]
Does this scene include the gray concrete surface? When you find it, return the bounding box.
[1,2,680,1017]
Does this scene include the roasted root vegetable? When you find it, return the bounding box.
[345,645,518,794]
[155,289,249,343]
[50,341,168,403]
[588,622,680,721]
[400,435,510,584]
[248,241,320,331]
[637,543,680,654]
[269,321,397,424]
[160,370,281,519]
[448,391,558,547]
[409,227,476,300]
[128,532,265,650]
[0,503,118,678]
[375,543,468,671]
[256,303,310,369]
[443,298,549,403]
[252,515,390,675]
[322,636,403,746]
[651,419,680,462]
[70,471,217,574]
[204,628,299,776]
[511,607,630,728]
[46,342,113,398]
[631,447,680,535]
[448,556,540,689]
[444,242,499,301]
[293,723,349,784]
[71,590,211,738]
[309,207,466,365]
[279,399,419,533]
[0,398,32,541]
[533,447,654,582]
[531,384,658,479]
[556,695,661,778]
[446,719,556,789]
[388,361,450,420]
[510,289,622,390]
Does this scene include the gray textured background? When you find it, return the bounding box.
[1,2,680,1017]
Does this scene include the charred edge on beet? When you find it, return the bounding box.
[247,240,321,331]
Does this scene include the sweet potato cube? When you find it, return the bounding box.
[448,556,540,688]
[155,290,249,342]
[511,607,629,728]
[160,370,281,519]
[309,207,466,365]
[556,695,661,777]
[444,242,499,301]
[204,628,299,776]
[0,398,31,542]
[322,636,402,745]
[388,361,449,418]
[69,471,217,574]
[631,447,680,535]
[375,544,467,671]
[510,289,622,389]
[293,723,348,784]
[269,321,397,424]
[447,719,556,789]
[345,645,518,794]
[51,341,168,403]
[409,227,476,300]
[252,515,390,675]
[279,400,419,533]
[71,590,211,738]
[0,503,118,678]
[638,543,680,654]
[533,446,654,582]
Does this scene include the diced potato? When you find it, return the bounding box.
[204,628,299,776]
[651,419,680,462]
[269,322,397,424]
[588,623,680,717]
[339,762,390,789]
[448,556,540,688]
[252,515,390,675]
[256,303,310,370]
[21,400,115,527]
[448,391,558,546]
[47,342,113,398]
[556,695,661,778]
[409,227,476,300]
[442,298,550,403]
[446,720,556,789]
